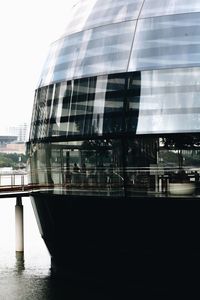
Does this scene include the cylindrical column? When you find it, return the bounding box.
[15,197,24,252]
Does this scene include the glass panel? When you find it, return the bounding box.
[31,67,200,141]
[125,136,158,195]
[39,39,67,87]
[39,21,136,87]
[32,87,49,140]
[126,135,200,197]
[33,73,127,139]
[39,33,82,87]
[129,13,200,71]
[62,75,125,136]
[103,75,125,133]
[29,139,124,197]
[126,72,140,133]
[65,0,143,35]
[48,82,67,137]
[75,21,135,78]
[136,68,200,134]
[28,134,200,198]
[141,0,200,18]
[30,91,38,140]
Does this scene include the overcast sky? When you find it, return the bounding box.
[0,0,76,133]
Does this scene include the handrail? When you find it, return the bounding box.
[0,172,28,192]
[1,165,200,195]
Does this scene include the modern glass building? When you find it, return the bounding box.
[28,0,200,287]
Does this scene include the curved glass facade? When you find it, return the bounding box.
[38,0,200,87]
[141,0,200,18]
[129,13,200,71]
[39,21,136,86]
[31,68,200,140]
[65,0,143,35]
[29,0,200,197]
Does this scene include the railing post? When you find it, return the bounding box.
[11,174,15,187]
[15,196,24,252]
[21,175,24,191]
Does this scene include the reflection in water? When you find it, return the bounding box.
[15,252,25,274]
[0,192,178,298]
[0,266,151,299]
[0,246,164,298]
[0,198,132,299]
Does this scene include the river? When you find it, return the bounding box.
[0,198,124,299]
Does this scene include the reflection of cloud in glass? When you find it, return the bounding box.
[137,68,200,134]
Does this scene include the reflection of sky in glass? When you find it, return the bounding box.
[65,0,142,35]
[37,1,200,89]
[141,0,200,18]
[40,21,135,86]
[129,13,200,72]
[136,68,200,134]
[92,76,107,135]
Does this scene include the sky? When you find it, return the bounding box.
[0,0,76,134]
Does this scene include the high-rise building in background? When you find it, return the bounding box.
[8,123,28,143]
[0,123,28,154]
[27,0,200,291]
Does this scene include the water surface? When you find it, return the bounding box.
[0,196,172,299]
[0,198,52,299]
[0,198,123,299]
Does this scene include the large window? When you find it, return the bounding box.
[125,134,200,197]
[31,69,200,140]
[136,68,200,134]
[129,13,200,71]
[65,0,143,35]
[30,74,128,140]
[29,139,124,196]
[40,21,136,86]
[141,0,200,18]
[28,134,200,197]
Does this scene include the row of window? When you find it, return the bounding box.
[28,135,200,197]
[30,68,200,141]
[39,12,200,86]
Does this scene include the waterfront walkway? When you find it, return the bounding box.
[0,171,30,197]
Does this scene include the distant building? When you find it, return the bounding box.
[0,135,26,154]
[0,124,28,154]
[0,143,26,154]
[8,123,28,143]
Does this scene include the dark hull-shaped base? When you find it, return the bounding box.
[31,192,200,291]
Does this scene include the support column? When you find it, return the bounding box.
[15,196,24,252]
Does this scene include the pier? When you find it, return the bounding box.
[0,171,30,253]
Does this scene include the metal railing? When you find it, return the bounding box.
[0,171,28,192]
[1,165,199,196]
[27,165,200,196]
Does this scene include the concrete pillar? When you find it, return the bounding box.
[15,251,25,274]
[15,197,24,252]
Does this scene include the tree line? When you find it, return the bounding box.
[0,152,27,169]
